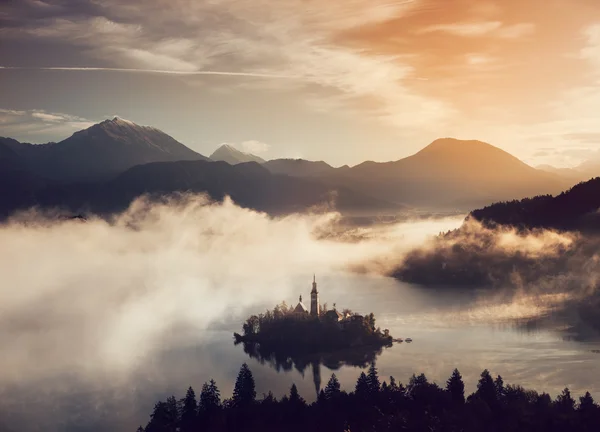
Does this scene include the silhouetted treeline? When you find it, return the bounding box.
[137,363,600,432]
[470,177,600,231]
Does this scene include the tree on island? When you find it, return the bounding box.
[235,301,392,358]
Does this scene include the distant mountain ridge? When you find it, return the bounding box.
[311,138,570,209]
[0,160,401,218]
[262,159,340,177]
[210,144,265,165]
[537,162,600,183]
[0,118,402,218]
[1,117,209,182]
[0,119,578,219]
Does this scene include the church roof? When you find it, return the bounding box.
[293,301,309,313]
[325,309,343,321]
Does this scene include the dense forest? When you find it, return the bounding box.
[137,362,600,432]
[469,177,600,231]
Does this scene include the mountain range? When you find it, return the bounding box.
[0,118,589,219]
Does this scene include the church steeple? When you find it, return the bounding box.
[310,274,319,316]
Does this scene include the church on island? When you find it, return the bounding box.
[292,275,358,323]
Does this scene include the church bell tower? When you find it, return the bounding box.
[310,274,320,317]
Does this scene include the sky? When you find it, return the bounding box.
[1,0,600,167]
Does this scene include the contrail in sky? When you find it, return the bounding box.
[0,65,429,81]
[0,66,298,79]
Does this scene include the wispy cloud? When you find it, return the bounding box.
[0,66,297,79]
[2,0,600,165]
[0,109,93,141]
[418,21,535,39]
[0,0,454,132]
[240,140,270,154]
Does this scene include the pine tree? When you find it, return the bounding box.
[555,387,575,412]
[367,363,381,394]
[317,389,326,404]
[407,373,428,397]
[200,379,222,414]
[446,369,465,404]
[180,387,197,432]
[324,374,341,400]
[355,372,370,398]
[232,363,256,407]
[579,391,597,412]
[389,376,399,392]
[289,383,305,406]
[476,369,497,405]
[165,396,179,429]
[145,399,178,432]
[136,427,145,432]
[367,313,376,332]
[262,391,277,405]
[494,375,505,399]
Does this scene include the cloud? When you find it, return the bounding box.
[418,21,534,39]
[241,140,270,154]
[31,111,66,122]
[496,23,536,39]
[419,21,503,37]
[0,0,455,132]
[0,66,298,79]
[0,108,94,141]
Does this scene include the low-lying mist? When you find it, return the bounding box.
[0,194,463,388]
[393,218,600,336]
[3,194,600,430]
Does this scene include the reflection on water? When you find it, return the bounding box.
[4,274,600,431]
[237,340,390,396]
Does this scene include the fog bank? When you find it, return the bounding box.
[0,194,463,387]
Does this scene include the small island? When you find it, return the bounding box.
[234,275,393,355]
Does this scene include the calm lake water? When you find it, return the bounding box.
[3,273,600,431]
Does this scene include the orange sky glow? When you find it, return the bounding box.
[2,0,600,167]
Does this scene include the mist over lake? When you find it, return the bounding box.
[1,199,599,431]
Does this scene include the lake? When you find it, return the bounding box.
[2,273,600,431]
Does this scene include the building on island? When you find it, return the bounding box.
[310,274,319,317]
[324,308,343,322]
[293,276,359,324]
[293,295,309,314]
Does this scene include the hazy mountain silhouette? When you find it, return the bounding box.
[0,159,401,218]
[210,144,265,164]
[536,164,585,181]
[537,162,600,183]
[470,177,600,231]
[316,138,570,209]
[93,160,401,215]
[0,122,572,218]
[262,159,341,177]
[0,118,209,182]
